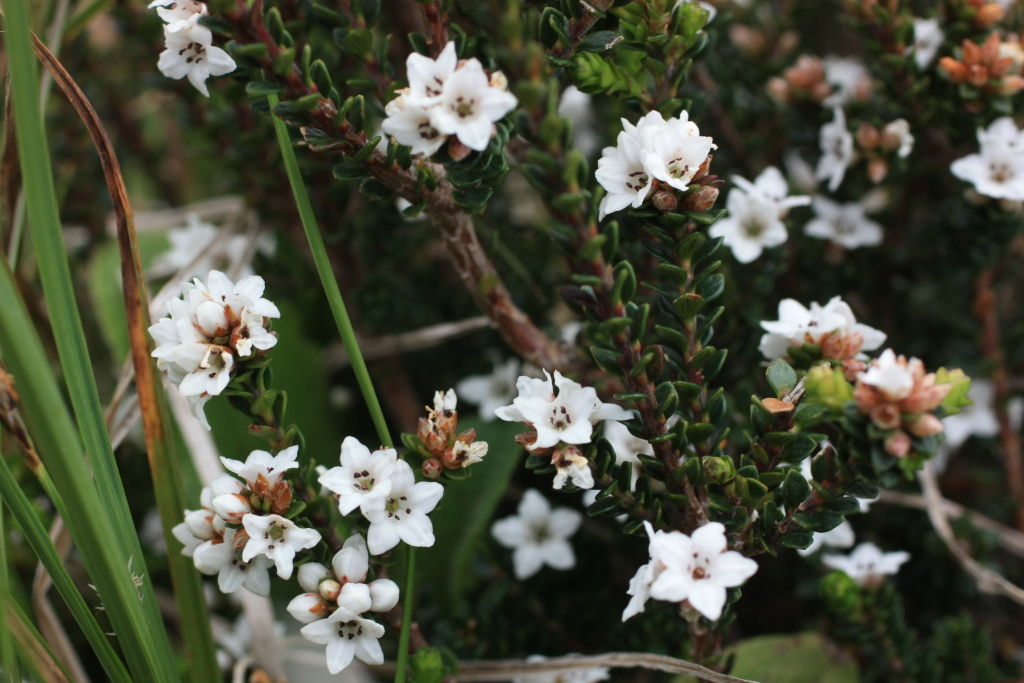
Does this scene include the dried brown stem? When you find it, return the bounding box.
[554,1,616,59]
[419,0,448,58]
[974,268,1024,531]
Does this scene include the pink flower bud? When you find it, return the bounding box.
[884,430,912,458]
[905,413,944,437]
[422,458,443,479]
[869,403,902,430]
[652,190,678,212]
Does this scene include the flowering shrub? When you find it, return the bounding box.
[1,0,1024,682]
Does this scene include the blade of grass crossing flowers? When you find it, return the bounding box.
[0,452,132,683]
[8,601,72,683]
[0,485,16,683]
[266,94,420,682]
[2,2,177,678]
[29,34,220,680]
[267,93,393,450]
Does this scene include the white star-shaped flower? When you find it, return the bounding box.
[193,529,274,596]
[709,189,788,263]
[646,521,758,621]
[428,59,517,151]
[495,370,633,450]
[381,97,448,157]
[157,22,236,98]
[491,489,581,579]
[815,108,855,192]
[951,117,1024,201]
[551,446,593,490]
[455,357,521,421]
[822,56,870,107]
[299,614,384,674]
[318,437,398,516]
[857,349,915,401]
[149,0,207,32]
[595,131,655,220]
[221,445,299,490]
[907,18,944,70]
[758,295,886,361]
[241,514,322,580]
[645,123,716,192]
[362,459,444,555]
[804,195,884,249]
[822,542,910,585]
[404,41,458,106]
[731,166,812,217]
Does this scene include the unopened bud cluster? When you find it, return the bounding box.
[412,389,489,477]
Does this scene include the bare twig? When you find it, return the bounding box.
[366,652,758,683]
[554,0,616,59]
[918,462,1024,607]
[876,489,1024,559]
[324,316,493,368]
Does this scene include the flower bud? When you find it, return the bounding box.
[703,456,734,483]
[1000,75,1024,95]
[729,24,766,57]
[226,527,250,550]
[884,430,912,458]
[869,403,902,430]
[976,3,1004,28]
[368,578,400,612]
[905,413,944,437]
[867,158,889,184]
[335,582,372,621]
[821,331,864,361]
[298,562,332,593]
[767,77,790,103]
[212,493,252,524]
[210,475,244,498]
[333,535,369,584]
[448,136,473,162]
[422,458,443,479]
[319,578,342,602]
[967,64,990,88]
[489,70,508,91]
[842,359,867,382]
[856,123,880,150]
[684,186,719,212]
[184,509,216,540]
[939,57,968,82]
[652,190,678,212]
[286,593,330,624]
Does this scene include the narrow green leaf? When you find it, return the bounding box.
[0,490,16,683]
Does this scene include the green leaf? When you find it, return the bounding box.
[4,4,180,678]
[766,359,798,397]
[793,402,828,425]
[344,28,373,56]
[245,80,286,96]
[702,633,858,683]
[782,469,810,509]
[577,30,622,52]
[779,530,815,549]
[935,367,972,416]
[694,273,724,302]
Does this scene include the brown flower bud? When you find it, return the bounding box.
[939,57,968,82]
[652,190,678,212]
[418,417,447,455]
[976,4,1004,30]
[448,136,473,162]
[228,528,250,551]
[842,359,867,382]
[856,123,880,150]
[270,480,293,516]
[963,38,983,66]
[821,331,864,361]
[869,403,903,430]
[967,64,990,87]
[422,458,443,480]
[730,24,767,56]
[696,155,714,179]
[905,413,944,437]
[319,579,342,601]
[767,77,790,103]
[884,430,912,458]
[685,186,719,212]
[1001,75,1024,95]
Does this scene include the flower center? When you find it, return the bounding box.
[338,620,365,641]
[991,162,1014,183]
[625,170,649,192]
[454,96,476,118]
[530,524,551,544]
[176,41,207,65]
[548,405,572,430]
[352,469,377,492]
[833,218,856,235]
[744,220,765,237]
[385,494,411,520]
[692,566,707,580]
[417,121,440,141]
[667,157,691,179]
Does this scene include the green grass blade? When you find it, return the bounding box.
[0,453,132,683]
[267,93,393,449]
[0,7,177,672]
[8,600,73,683]
[0,487,17,683]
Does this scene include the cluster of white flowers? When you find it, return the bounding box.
[172,447,319,594]
[595,111,716,220]
[758,295,886,362]
[495,370,633,489]
[318,436,445,555]
[491,489,581,580]
[382,41,517,155]
[951,117,1024,201]
[287,534,399,674]
[709,166,811,263]
[150,0,235,97]
[822,57,872,108]
[623,522,758,622]
[148,270,280,429]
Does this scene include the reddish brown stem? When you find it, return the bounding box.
[974,268,1024,532]
[419,0,448,58]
